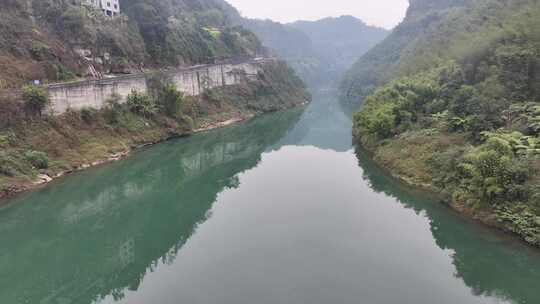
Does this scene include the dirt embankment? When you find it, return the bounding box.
[0,110,259,204]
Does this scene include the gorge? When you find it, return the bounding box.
[1,92,540,304]
[1,0,540,303]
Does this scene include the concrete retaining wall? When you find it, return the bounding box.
[47,58,268,115]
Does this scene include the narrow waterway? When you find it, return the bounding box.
[1,91,540,304]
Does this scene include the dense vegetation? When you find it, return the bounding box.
[244,16,388,87]
[350,0,540,246]
[0,0,263,87]
[342,0,472,104]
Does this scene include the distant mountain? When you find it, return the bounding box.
[290,16,388,74]
[241,19,312,59]
[243,16,388,87]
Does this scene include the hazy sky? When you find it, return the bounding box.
[226,0,409,29]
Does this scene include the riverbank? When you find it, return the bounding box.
[0,109,265,203]
[354,136,540,248]
[0,61,311,204]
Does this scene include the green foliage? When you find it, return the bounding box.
[353,71,440,141]
[0,0,265,86]
[495,204,540,246]
[29,41,51,61]
[501,102,540,135]
[80,107,98,124]
[60,7,86,35]
[0,131,17,147]
[121,0,262,65]
[103,94,122,124]
[24,151,49,170]
[22,85,49,116]
[343,0,540,104]
[350,0,540,246]
[54,64,76,82]
[126,90,155,117]
[126,82,184,118]
[427,144,470,193]
[0,152,33,177]
[457,138,530,206]
[203,27,221,39]
[157,83,184,118]
[481,131,540,157]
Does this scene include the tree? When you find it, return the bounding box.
[459,137,530,205]
[126,90,155,117]
[158,83,184,118]
[22,85,49,116]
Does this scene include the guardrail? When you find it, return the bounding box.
[46,57,276,90]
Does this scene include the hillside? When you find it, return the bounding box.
[341,0,472,104]
[0,0,310,200]
[0,0,263,88]
[244,16,388,87]
[350,0,540,246]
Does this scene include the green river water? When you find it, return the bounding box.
[1,91,540,304]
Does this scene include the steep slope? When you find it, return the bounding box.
[350,0,540,246]
[341,0,473,104]
[0,0,263,87]
[0,0,310,200]
[244,16,388,87]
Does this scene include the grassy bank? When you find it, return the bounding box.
[354,130,539,245]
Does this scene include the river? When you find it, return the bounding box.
[1,90,539,304]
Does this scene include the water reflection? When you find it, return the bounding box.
[287,91,540,304]
[274,90,353,152]
[0,109,303,304]
[355,146,540,304]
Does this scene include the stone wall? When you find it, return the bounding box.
[47,58,269,115]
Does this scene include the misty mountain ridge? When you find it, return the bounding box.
[243,15,388,87]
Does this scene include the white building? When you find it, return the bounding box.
[84,0,120,17]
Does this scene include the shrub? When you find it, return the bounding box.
[0,152,31,177]
[80,107,98,124]
[29,41,51,61]
[61,7,86,34]
[180,115,195,131]
[158,84,184,118]
[202,89,221,103]
[126,90,155,117]
[22,85,49,116]
[55,64,76,81]
[0,135,7,147]
[458,138,531,206]
[24,151,49,169]
[0,155,20,177]
[104,94,122,124]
